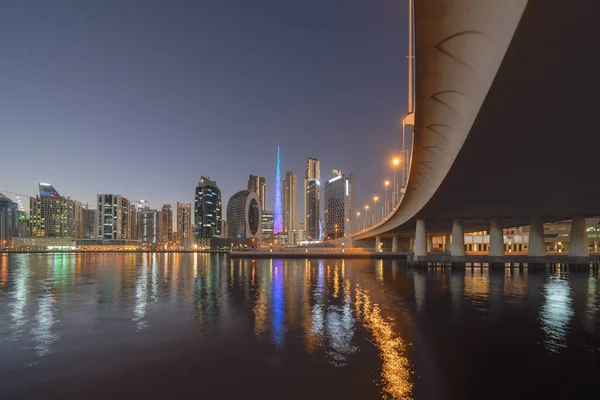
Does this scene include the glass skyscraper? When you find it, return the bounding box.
[194,176,222,239]
[304,158,320,241]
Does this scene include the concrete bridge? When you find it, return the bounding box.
[352,0,599,263]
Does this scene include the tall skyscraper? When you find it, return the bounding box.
[139,208,159,243]
[129,204,138,240]
[283,171,297,233]
[226,190,261,241]
[30,183,83,238]
[323,170,354,239]
[247,175,266,210]
[195,176,222,239]
[304,158,320,240]
[261,210,274,245]
[97,194,131,240]
[82,206,99,239]
[176,202,192,242]
[273,146,283,234]
[160,204,173,242]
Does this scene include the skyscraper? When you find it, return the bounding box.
[129,204,138,240]
[261,210,274,245]
[283,171,297,233]
[139,208,159,243]
[247,175,266,210]
[304,158,320,240]
[97,194,130,240]
[324,170,354,239]
[195,176,222,239]
[226,190,261,241]
[82,206,99,239]
[160,204,173,242]
[0,193,18,242]
[273,146,283,234]
[30,183,83,238]
[176,202,192,241]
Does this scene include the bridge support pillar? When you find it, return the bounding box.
[489,219,504,259]
[415,219,427,258]
[451,219,465,259]
[426,235,433,253]
[392,235,398,252]
[375,235,382,252]
[444,235,451,252]
[409,237,415,252]
[528,218,545,257]
[569,217,589,261]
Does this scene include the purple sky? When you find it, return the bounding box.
[0,0,410,224]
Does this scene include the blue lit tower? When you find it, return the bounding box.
[273,146,283,234]
[194,176,222,239]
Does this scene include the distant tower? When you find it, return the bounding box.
[247,175,266,210]
[273,146,283,234]
[194,176,222,239]
[283,171,297,233]
[304,158,320,240]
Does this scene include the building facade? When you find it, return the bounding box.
[283,171,297,233]
[323,170,354,239]
[261,210,274,245]
[82,207,99,239]
[195,176,222,239]
[247,175,266,210]
[304,158,320,240]
[97,194,131,240]
[30,183,83,239]
[0,193,18,242]
[176,202,192,242]
[139,208,159,243]
[161,204,173,242]
[129,204,138,240]
[226,190,261,242]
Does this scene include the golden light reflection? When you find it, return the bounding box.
[463,269,490,300]
[253,287,267,340]
[302,261,318,353]
[333,265,340,299]
[355,284,413,400]
[0,254,8,287]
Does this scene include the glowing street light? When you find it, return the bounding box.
[356,211,361,232]
[384,180,390,216]
[392,157,400,207]
[373,196,379,224]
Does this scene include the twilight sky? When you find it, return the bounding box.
[0,0,410,224]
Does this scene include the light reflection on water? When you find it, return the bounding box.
[0,254,599,399]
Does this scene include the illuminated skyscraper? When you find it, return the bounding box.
[304,158,320,240]
[324,170,354,239]
[97,194,131,239]
[0,193,18,242]
[273,146,283,234]
[195,176,222,239]
[30,183,83,238]
[283,171,297,233]
[247,175,266,210]
[160,204,173,242]
[139,208,159,243]
[176,202,192,241]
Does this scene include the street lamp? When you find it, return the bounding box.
[356,211,361,232]
[392,158,400,207]
[384,180,390,217]
[334,224,338,240]
[364,205,369,228]
[373,196,379,224]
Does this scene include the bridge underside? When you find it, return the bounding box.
[366,0,598,238]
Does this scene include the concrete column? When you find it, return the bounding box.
[444,235,451,252]
[489,219,505,257]
[426,235,433,252]
[391,235,398,252]
[409,237,415,252]
[528,217,545,257]
[415,219,427,257]
[569,217,589,257]
[375,235,382,253]
[451,219,465,257]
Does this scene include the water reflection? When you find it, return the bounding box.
[540,272,574,353]
[2,254,600,399]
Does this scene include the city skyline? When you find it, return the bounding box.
[0,0,410,220]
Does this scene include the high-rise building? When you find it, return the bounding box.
[323,170,354,239]
[221,220,228,238]
[304,158,320,240]
[176,202,192,242]
[247,175,266,210]
[139,208,159,243]
[261,210,274,245]
[30,183,83,238]
[283,171,297,233]
[97,194,130,240]
[160,204,173,242]
[226,190,261,241]
[129,204,138,240]
[82,206,99,239]
[0,193,18,242]
[273,146,283,234]
[195,176,222,239]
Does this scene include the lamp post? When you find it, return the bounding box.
[356,211,361,232]
[364,205,369,228]
[384,180,390,217]
[334,224,338,240]
[373,196,379,224]
[392,158,400,207]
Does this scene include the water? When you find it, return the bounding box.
[1,253,599,399]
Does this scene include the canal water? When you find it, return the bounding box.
[0,253,599,399]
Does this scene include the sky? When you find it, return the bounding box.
[0,0,410,225]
